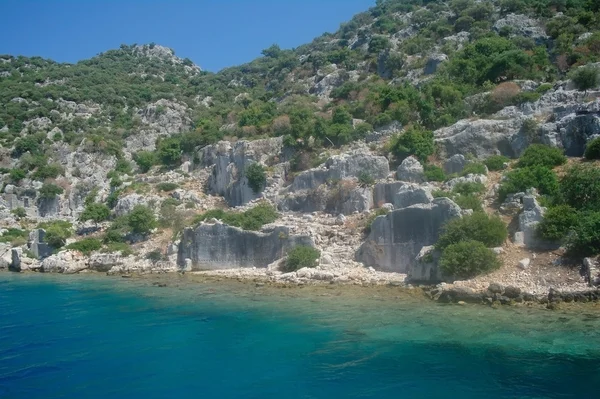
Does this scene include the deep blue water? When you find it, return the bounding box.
[1,274,600,398]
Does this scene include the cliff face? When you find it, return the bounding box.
[177,222,314,270]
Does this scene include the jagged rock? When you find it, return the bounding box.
[396,157,424,183]
[28,229,54,259]
[424,53,448,75]
[356,198,462,273]
[444,174,487,190]
[393,183,433,209]
[443,154,469,175]
[487,283,504,294]
[88,253,125,272]
[0,244,11,269]
[279,182,372,215]
[435,117,525,158]
[41,251,87,273]
[113,194,157,217]
[200,137,287,207]
[500,192,526,214]
[177,222,314,270]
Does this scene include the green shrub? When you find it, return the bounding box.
[11,207,27,218]
[38,220,73,248]
[9,168,26,182]
[439,240,501,279]
[115,158,132,174]
[436,212,508,250]
[517,144,566,169]
[537,205,579,241]
[499,166,559,201]
[194,202,278,231]
[560,164,600,211]
[452,182,485,196]
[571,66,599,91]
[146,250,165,263]
[32,163,63,180]
[358,171,375,187]
[134,151,157,173]
[127,205,157,235]
[432,190,451,198]
[65,238,103,255]
[106,189,122,209]
[39,183,64,200]
[460,162,487,176]
[246,163,267,194]
[484,155,509,171]
[565,211,600,258]
[156,182,179,192]
[156,137,182,166]
[424,165,446,182]
[536,83,553,94]
[388,126,435,163]
[0,228,28,244]
[453,194,484,212]
[584,137,600,160]
[281,246,321,272]
[79,203,110,224]
[103,242,134,256]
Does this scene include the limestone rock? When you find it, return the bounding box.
[88,253,125,272]
[396,157,424,183]
[518,258,531,270]
[493,14,548,43]
[443,154,469,175]
[28,229,54,259]
[356,198,462,273]
[177,222,314,270]
[444,174,487,190]
[424,53,448,75]
[407,245,444,283]
[41,251,87,274]
[515,195,557,249]
[583,258,600,287]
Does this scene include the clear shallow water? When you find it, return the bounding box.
[1,274,600,399]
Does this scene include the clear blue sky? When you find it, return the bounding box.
[0,0,375,72]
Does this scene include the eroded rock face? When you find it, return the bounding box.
[407,245,445,283]
[393,183,433,209]
[200,137,287,207]
[41,251,87,274]
[355,198,461,273]
[493,14,548,43]
[177,222,314,270]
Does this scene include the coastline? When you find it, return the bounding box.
[4,267,600,311]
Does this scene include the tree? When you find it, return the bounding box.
[39,183,64,200]
[80,203,110,224]
[261,44,282,58]
[156,138,181,166]
[134,151,157,173]
[127,205,157,235]
[245,163,267,194]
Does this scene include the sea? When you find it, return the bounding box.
[1,273,599,399]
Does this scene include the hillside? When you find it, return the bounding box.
[1,0,600,300]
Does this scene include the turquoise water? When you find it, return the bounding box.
[1,274,600,398]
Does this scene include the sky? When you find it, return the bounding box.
[0,0,375,72]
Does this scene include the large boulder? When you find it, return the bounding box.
[393,183,433,209]
[396,157,425,183]
[373,182,406,207]
[443,154,469,175]
[41,251,87,274]
[356,198,462,273]
[290,151,390,192]
[200,137,287,207]
[177,222,314,270]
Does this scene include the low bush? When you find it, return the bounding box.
[246,163,267,193]
[134,151,157,173]
[452,182,485,196]
[453,194,483,212]
[388,126,435,163]
[517,144,566,169]
[436,212,507,250]
[38,220,73,248]
[460,162,487,176]
[0,228,28,244]
[424,164,446,182]
[559,164,600,212]
[9,168,26,182]
[79,203,110,224]
[498,166,559,201]
[537,205,579,241]
[128,205,157,235]
[439,240,501,279]
[584,137,600,160]
[146,250,165,263]
[281,246,321,272]
[565,211,600,258]
[32,163,63,180]
[484,155,509,171]
[432,190,451,198]
[358,171,375,187]
[65,238,103,255]
[570,66,599,92]
[194,202,278,231]
[156,182,179,192]
[11,207,27,218]
[102,242,134,256]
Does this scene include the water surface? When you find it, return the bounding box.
[1,273,599,398]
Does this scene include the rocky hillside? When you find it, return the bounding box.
[1,0,600,300]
